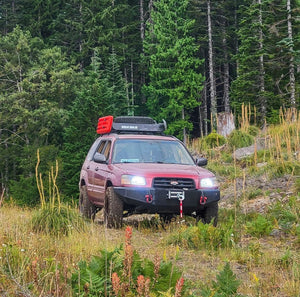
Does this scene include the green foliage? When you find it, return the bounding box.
[228,130,254,149]
[208,161,241,180]
[268,196,299,232]
[245,214,273,237]
[60,51,129,198]
[203,132,226,148]
[246,125,260,137]
[167,220,236,250]
[10,145,61,206]
[143,0,204,139]
[71,233,184,296]
[246,188,263,200]
[265,161,300,178]
[71,248,121,296]
[0,242,32,289]
[9,175,39,207]
[31,203,86,236]
[200,262,244,297]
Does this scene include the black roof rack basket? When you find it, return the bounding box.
[112,116,166,134]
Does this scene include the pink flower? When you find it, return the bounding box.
[174,277,184,297]
[111,272,120,295]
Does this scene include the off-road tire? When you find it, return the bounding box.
[104,187,123,228]
[196,202,218,226]
[79,185,97,220]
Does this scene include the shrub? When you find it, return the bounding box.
[203,132,226,148]
[167,220,236,250]
[10,175,39,206]
[31,203,86,236]
[228,130,254,149]
[246,125,260,137]
[266,161,300,178]
[245,215,273,237]
[268,197,299,232]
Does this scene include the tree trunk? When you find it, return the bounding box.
[207,0,217,130]
[287,0,296,109]
[221,17,230,113]
[130,60,134,115]
[140,0,145,41]
[79,2,83,71]
[258,0,266,121]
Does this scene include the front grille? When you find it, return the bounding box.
[153,178,195,190]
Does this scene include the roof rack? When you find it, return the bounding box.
[97,116,167,135]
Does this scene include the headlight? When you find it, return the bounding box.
[121,175,146,186]
[200,177,218,188]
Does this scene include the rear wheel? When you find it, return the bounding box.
[196,202,218,226]
[79,185,97,220]
[104,187,123,228]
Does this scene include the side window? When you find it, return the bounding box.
[103,141,111,160]
[97,141,106,154]
[96,140,112,161]
[86,138,101,161]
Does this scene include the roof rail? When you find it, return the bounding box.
[97,116,167,135]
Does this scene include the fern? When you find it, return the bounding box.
[201,263,245,297]
[71,241,184,296]
[71,247,122,296]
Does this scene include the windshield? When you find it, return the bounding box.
[112,139,195,165]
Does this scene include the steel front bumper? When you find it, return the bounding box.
[113,187,220,215]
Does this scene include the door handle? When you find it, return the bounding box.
[95,167,99,171]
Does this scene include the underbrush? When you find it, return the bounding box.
[1,110,300,296]
[0,203,299,296]
[31,202,87,236]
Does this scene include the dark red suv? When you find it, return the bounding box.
[79,116,220,228]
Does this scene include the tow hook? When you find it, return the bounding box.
[145,194,153,203]
[200,196,207,205]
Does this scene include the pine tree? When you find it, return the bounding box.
[230,0,270,123]
[143,0,204,141]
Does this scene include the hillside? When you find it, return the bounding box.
[0,117,299,297]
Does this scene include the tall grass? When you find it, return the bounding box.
[0,109,299,296]
[32,149,86,236]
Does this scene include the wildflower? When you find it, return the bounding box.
[174,277,184,297]
[123,243,133,279]
[123,226,133,280]
[153,253,160,281]
[125,226,132,246]
[112,272,120,295]
[137,275,145,296]
[144,277,150,297]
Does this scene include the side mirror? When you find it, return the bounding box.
[196,157,207,167]
[94,152,107,163]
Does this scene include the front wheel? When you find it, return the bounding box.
[104,187,123,228]
[79,185,97,220]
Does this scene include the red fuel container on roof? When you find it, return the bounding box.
[97,116,113,134]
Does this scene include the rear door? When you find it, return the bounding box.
[92,139,112,204]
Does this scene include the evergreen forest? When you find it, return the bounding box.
[0,0,299,203]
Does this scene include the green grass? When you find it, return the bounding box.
[1,119,300,296]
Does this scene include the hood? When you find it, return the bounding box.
[111,163,215,179]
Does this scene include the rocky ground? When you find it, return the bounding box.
[220,174,297,214]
